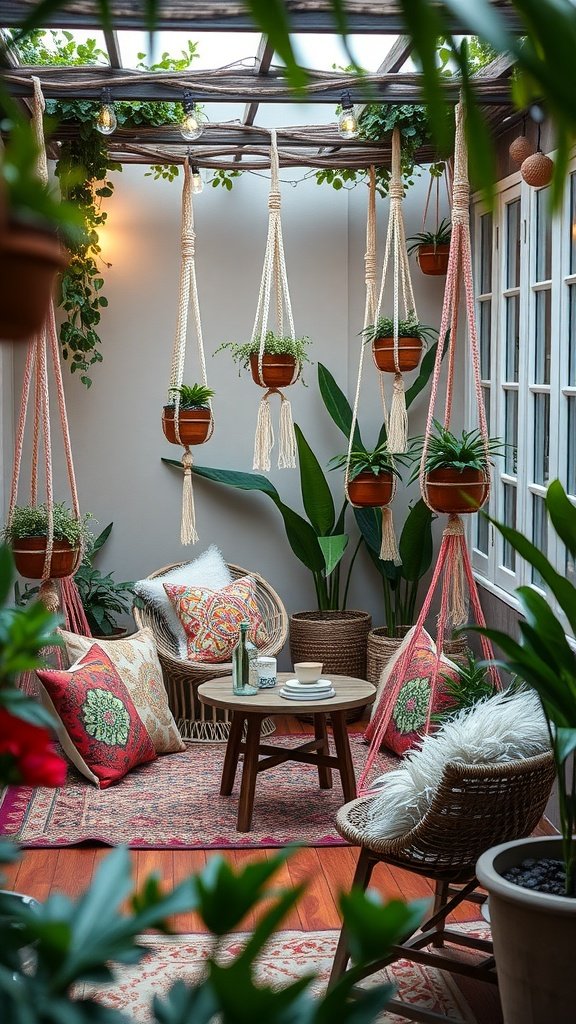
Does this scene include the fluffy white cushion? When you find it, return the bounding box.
[134,545,232,657]
[365,688,551,842]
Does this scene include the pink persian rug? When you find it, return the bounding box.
[79,928,483,1023]
[0,735,396,850]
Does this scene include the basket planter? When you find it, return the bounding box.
[162,406,211,446]
[367,626,469,685]
[290,610,371,722]
[416,243,450,276]
[0,223,68,341]
[425,467,488,514]
[249,353,299,388]
[11,537,82,580]
[476,836,576,1024]
[348,471,394,508]
[372,335,423,373]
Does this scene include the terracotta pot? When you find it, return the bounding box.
[11,537,82,579]
[425,467,488,514]
[162,406,212,445]
[476,836,576,1024]
[249,353,299,388]
[0,223,69,341]
[372,335,423,373]
[416,243,450,276]
[348,470,394,508]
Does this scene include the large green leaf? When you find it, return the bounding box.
[276,500,326,573]
[318,534,349,577]
[353,507,400,583]
[176,461,280,501]
[405,339,441,410]
[243,0,307,91]
[398,500,434,582]
[294,423,335,537]
[317,363,362,448]
[547,479,576,560]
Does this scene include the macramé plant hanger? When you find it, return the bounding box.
[250,129,300,472]
[413,160,453,276]
[7,77,91,660]
[358,103,501,789]
[164,156,214,545]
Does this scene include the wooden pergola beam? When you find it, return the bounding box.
[242,35,274,127]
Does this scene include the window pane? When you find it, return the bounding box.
[476,511,489,556]
[480,212,493,294]
[570,173,576,275]
[570,285,576,387]
[534,289,551,384]
[502,485,517,571]
[533,393,550,485]
[505,294,519,382]
[480,300,491,379]
[568,551,576,586]
[482,385,491,435]
[506,199,521,289]
[568,396,576,496]
[505,389,518,475]
[535,187,552,282]
[532,494,548,586]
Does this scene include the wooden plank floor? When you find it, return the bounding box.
[1,713,509,1022]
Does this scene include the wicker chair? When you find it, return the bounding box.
[329,751,555,1024]
[133,562,288,741]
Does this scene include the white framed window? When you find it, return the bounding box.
[471,158,576,615]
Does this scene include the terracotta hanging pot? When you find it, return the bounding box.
[162,406,212,445]
[11,537,82,580]
[0,223,68,341]
[348,471,394,508]
[372,335,423,373]
[425,467,489,514]
[416,244,450,276]
[249,353,299,388]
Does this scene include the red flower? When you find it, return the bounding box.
[0,708,66,787]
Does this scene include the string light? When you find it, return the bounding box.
[95,88,117,136]
[180,91,208,141]
[190,163,204,195]
[337,90,358,140]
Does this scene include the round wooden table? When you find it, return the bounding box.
[198,673,376,832]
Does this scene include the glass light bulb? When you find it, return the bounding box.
[191,167,204,194]
[180,107,206,141]
[96,102,117,135]
[338,106,358,140]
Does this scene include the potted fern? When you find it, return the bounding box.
[216,331,311,388]
[330,443,404,508]
[410,421,504,514]
[162,383,214,446]
[362,314,435,374]
[407,217,452,276]
[2,503,93,580]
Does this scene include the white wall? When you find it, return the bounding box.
[8,162,453,661]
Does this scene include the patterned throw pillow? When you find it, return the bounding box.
[36,645,157,788]
[364,628,460,756]
[58,628,185,754]
[164,575,268,663]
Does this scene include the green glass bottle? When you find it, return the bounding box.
[232,621,258,695]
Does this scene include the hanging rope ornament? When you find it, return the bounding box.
[165,158,214,545]
[7,77,91,649]
[250,129,299,471]
[371,128,422,454]
[521,123,554,188]
[345,167,399,563]
[413,161,452,276]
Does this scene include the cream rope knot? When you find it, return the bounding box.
[181,230,195,259]
[443,514,465,537]
[451,180,469,225]
[268,190,281,211]
[364,251,377,281]
[389,180,404,202]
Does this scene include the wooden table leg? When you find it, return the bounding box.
[237,714,264,832]
[220,711,245,796]
[313,713,332,789]
[330,711,357,803]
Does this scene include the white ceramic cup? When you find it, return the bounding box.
[256,656,277,688]
[293,661,323,685]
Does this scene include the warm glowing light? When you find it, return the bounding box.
[180,92,207,141]
[338,91,358,140]
[95,88,117,135]
[190,165,204,194]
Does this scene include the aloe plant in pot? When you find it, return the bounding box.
[473,481,576,1024]
[410,420,504,514]
[329,443,405,509]
[162,383,214,446]
[362,313,436,374]
[407,217,452,276]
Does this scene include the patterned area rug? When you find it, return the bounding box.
[78,928,482,1023]
[0,735,397,850]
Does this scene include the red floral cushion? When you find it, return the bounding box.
[365,629,460,756]
[164,575,268,663]
[36,645,157,788]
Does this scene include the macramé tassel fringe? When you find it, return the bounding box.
[380,505,400,563]
[448,541,468,627]
[253,396,274,471]
[277,394,297,468]
[181,449,198,545]
[387,372,408,453]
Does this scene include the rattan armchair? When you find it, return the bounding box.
[329,751,555,1024]
[134,561,288,741]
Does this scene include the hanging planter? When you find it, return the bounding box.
[249,352,299,388]
[424,467,488,514]
[162,384,214,446]
[331,443,403,510]
[347,470,394,508]
[412,422,503,515]
[3,503,92,580]
[364,316,433,374]
[0,223,69,341]
[407,218,452,277]
[217,332,309,389]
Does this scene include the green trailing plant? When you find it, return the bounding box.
[330,443,406,481]
[410,420,505,480]
[407,216,452,253]
[167,383,215,409]
[362,314,438,346]
[216,332,312,373]
[474,481,576,896]
[2,503,94,548]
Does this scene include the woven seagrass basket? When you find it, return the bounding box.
[367,626,470,686]
[289,610,372,723]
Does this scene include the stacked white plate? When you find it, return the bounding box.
[279,678,336,700]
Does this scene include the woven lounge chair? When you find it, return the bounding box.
[134,561,288,741]
[329,750,555,1024]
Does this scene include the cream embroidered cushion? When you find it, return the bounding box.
[59,627,185,753]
